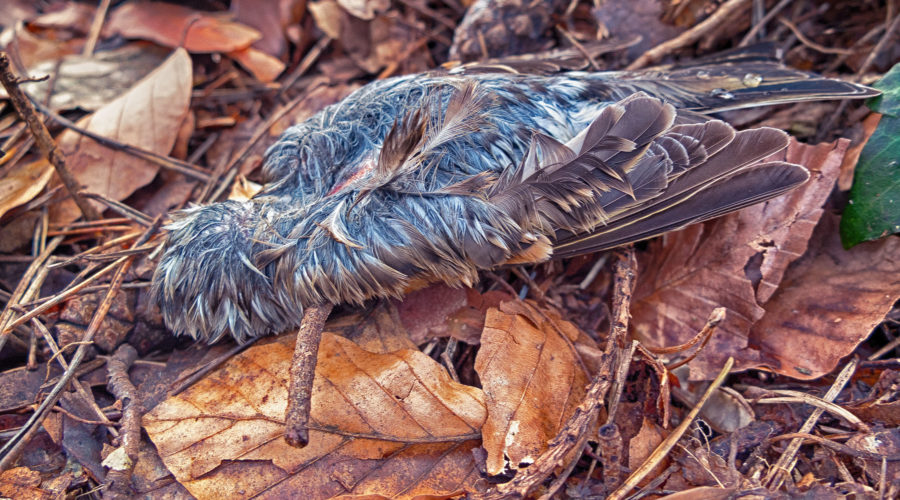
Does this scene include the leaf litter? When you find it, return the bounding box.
[0,1,899,499]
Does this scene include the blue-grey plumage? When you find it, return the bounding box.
[153,57,877,343]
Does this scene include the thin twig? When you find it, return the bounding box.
[104,344,142,499]
[857,10,900,77]
[739,0,795,46]
[777,17,853,55]
[816,10,900,142]
[0,220,158,470]
[767,432,900,462]
[48,231,142,269]
[626,0,753,69]
[607,357,735,500]
[605,340,637,425]
[80,192,154,226]
[0,236,63,355]
[557,26,601,70]
[284,303,334,447]
[0,52,100,220]
[763,357,859,489]
[83,0,112,57]
[28,96,211,182]
[757,389,868,432]
[277,37,331,101]
[31,318,115,432]
[608,247,637,350]
[664,307,726,371]
[596,423,625,491]
[3,256,128,335]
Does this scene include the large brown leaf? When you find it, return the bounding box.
[51,48,192,223]
[474,300,592,475]
[144,331,486,499]
[749,214,900,379]
[632,139,849,380]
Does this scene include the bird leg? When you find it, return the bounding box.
[284,303,333,447]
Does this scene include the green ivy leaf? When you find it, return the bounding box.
[840,64,900,248]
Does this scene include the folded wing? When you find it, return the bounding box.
[487,92,810,260]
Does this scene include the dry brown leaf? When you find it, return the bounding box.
[0,158,53,219]
[592,0,684,59]
[30,2,96,33]
[327,300,418,353]
[658,486,738,500]
[308,1,429,75]
[628,417,667,479]
[3,21,79,69]
[839,112,881,191]
[632,139,849,380]
[106,3,260,53]
[0,467,50,500]
[228,175,263,202]
[474,300,590,475]
[227,46,286,83]
[0,365,64,415]
[846,428,900,485]
[337,0,390,20]
[847,370,900,426]
[51,48,192,224]
[395,284,513,345]
[0,0,35,28]
[231,0,305,58]
[748,214,900,379]
[16,44,170,112]
[308,0,344,39]
[144,331,485,499]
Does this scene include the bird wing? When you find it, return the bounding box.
[487,92,810,261]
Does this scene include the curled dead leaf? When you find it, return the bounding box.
[474,299,592,476]
[228,47,286,83]
[106,3,261,53]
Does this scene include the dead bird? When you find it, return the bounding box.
[153,49,874,343]
[152,46,875,446]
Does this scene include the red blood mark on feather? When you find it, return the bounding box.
[328,157,377,196]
